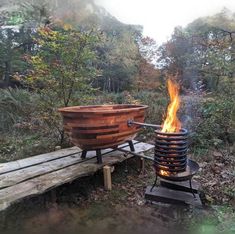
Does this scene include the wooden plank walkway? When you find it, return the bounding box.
[0,141,154,211]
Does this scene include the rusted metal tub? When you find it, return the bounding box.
[58,104,148,150]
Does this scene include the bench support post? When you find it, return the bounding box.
[103,165,112,190]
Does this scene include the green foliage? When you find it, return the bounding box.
[0,0,52,87]
[24,26,98,107]
[133,91,168,125]
[62,0,142,92]
[0,0,142,91]
[93,26,141,92]
[0,28,27,86]
[191,94,235,148]
[190,206,235,234]
[0,131,57,163]
[0,88,34,132]
[0,88,72,162]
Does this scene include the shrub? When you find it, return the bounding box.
[0,88,36,132]
[192,95,235,148]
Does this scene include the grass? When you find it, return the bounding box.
[189,205,235,234]
[0,131,58,162]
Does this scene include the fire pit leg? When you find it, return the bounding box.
[189,179,196,198]
[150,176,158,192]
[128,140,135,152]
[96,149,102,164]
[81,150,87,159]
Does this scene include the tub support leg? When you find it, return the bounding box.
[128,140,135,152]
[96,149,102,164]
[81,150,87,159]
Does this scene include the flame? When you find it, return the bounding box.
[162,79,181,133]
[159,170,170,176]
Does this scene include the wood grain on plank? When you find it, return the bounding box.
[0,142,154,211]
[0,142,151,189]
[0,142,153,211]
[0,147,80,175]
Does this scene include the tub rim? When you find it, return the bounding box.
[58,104,149,114]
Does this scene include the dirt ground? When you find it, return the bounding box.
[0,153,234,234]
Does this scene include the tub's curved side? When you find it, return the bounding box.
[59,105,148,150]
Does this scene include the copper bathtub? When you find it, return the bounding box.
[58,104,148,150]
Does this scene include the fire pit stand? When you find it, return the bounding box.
[151,127,199,197]
[128,120,201,206]
[150,158,199,198]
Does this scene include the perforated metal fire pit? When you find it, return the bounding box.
[128,120,199,196]
[153,126,200,197]
[154,127,188,174]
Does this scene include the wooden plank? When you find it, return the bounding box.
[0,142,154,211]
[0,147,80,175]
[140,157,145,174]
[0,152,83,189]
[0,141,140,176]
[0,142,151,189]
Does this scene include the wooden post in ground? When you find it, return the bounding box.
[103,165,112,190]
[140,157,145,174]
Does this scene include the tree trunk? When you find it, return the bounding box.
[4,61,11,87]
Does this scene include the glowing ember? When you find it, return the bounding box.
[162,79,181,133]
[159,170,170,176]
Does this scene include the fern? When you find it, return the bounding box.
[0,88,34,132]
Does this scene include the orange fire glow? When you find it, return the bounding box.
[161,79,181,133]
[159,170,170,176]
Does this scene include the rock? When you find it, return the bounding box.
[199,162,208,168]
[222,197,229,203]
[214,168,221,174]
[137,200,145,206]
[213,151,222,157]
[215,163,224,168]
[205,194,214,203]
[204,181,217,187]
[55,146,61,151]
[221,171,229,179]
[211,165,222,174]
[230,143,235,154]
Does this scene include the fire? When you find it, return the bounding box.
[161,79,181,133]
[159,170,170,176]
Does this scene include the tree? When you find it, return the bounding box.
[24,26,98,107]
[92,24,142,92]
[0,0,51,87]
[136,58,161,91]
[47,0,142,92]
[157,9,235,91]
[18,25,99,143]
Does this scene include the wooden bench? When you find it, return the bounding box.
[0,141,154,211]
